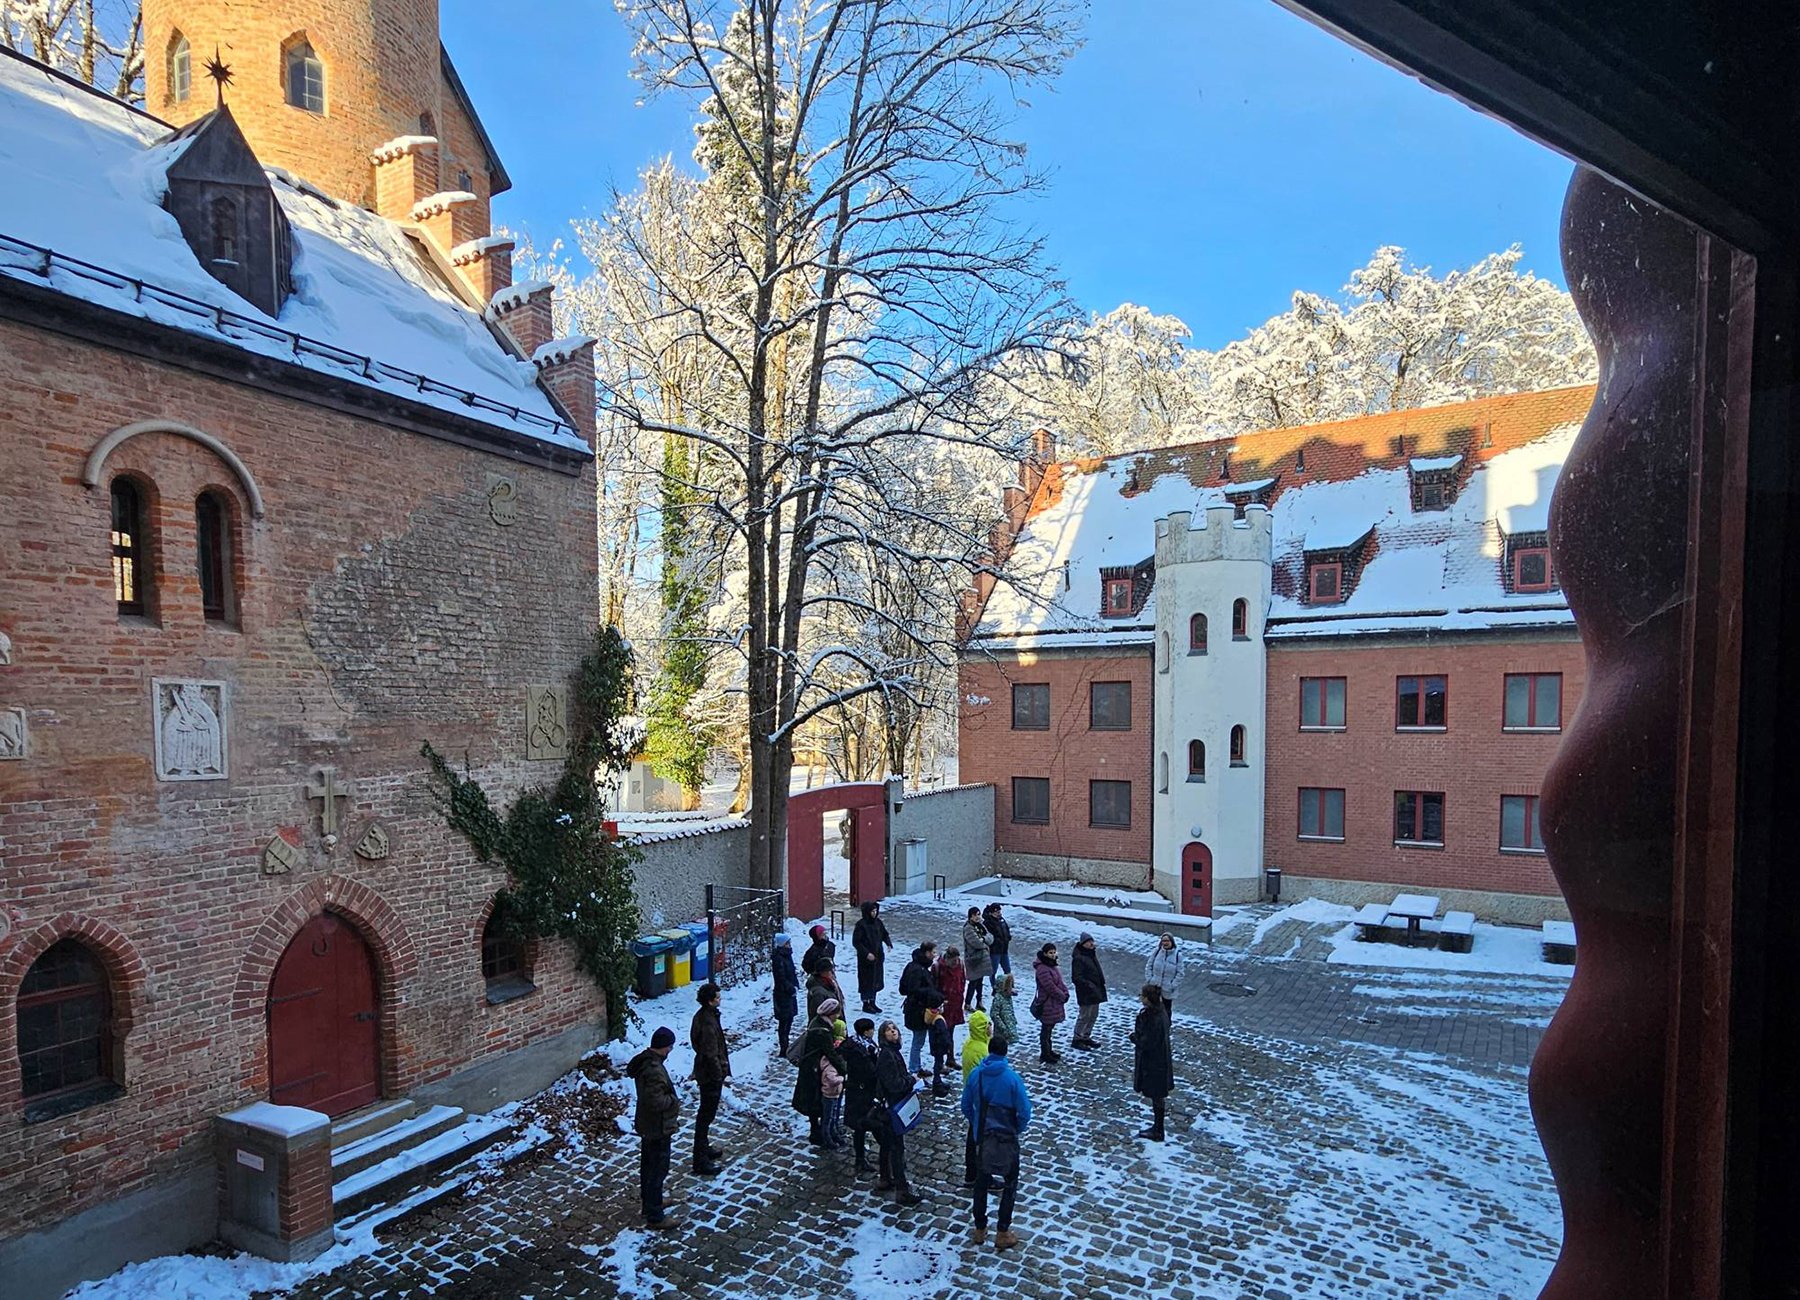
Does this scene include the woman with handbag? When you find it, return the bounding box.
[872,1020,924,1206]
[1030,943,1070,1065]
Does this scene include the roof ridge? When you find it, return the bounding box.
[0,44,170,129]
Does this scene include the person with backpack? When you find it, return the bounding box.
[772,933,799,1061]
[687,981,729,1176]
[1030,942,1070,1065]
[873,1020,924,1206]
[900,941,940,1074]
[843,1017,881,1174]
[1129,982,1175,1141]
[1070,932,1108,1050]
[961,1033,1033,1248]
[852,901,894,1014]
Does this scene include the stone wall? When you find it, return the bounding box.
[888,784,995,892]
[995,851,1149,891]
[629,822,752,932]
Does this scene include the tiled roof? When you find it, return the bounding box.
[970,385,1595,648]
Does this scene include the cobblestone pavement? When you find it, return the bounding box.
[281,898,1567,1300]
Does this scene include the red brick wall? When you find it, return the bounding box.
[958,647,1152,865]
[0,319,603,1243]
[1263,633,1586,897]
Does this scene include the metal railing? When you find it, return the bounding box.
[704,883,786,993]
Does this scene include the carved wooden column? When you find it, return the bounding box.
[1530,168,1699,1298]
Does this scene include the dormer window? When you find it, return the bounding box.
[1514,546,1555,592]
[1308,561,1342,603]
[1408,455,1462,511]
[162,106,294,317]
[209,196,238,265]
[1103,577,1133,617]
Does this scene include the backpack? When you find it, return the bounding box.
[785,1031,808,1067]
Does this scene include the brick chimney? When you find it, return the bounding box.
[371,135,440,223]
[410,190,485,252]
[488,281,556,358]
[535,335,598,446]
[451,235,515,302]
[1021,426,1056,497]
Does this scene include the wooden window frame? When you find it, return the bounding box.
[1229,724,1247,766]
[1102,577,1134,617]
[1188,612,1208,654]
[110,477,151,619]
[1011,776,1050,825]
[1503,672,1563,732]
[283,38,326,114]
[1308,561,1344,604]
[1088,779,1132,830]
[1089,681,1132,732]
[1500,794,1547,853]
[1010,682,1050,732]
[1298,786,1346,841]
[168,32,191,103]
[1396,674,1449,730]
[17,939,119,1120]
[1299,676,1347,730]
[1393,790,1446,847]
[1513,546,1555,592]
[196,490,235,625]
[1231,598,1249,639]
[1187,739,1206,781]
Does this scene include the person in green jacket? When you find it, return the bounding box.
[990,971,1019,1045]
[959,1009,992,1188]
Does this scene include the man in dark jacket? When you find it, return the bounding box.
[982,903,1013,977]
[1070,932,1108,1050]
[843,1017,881,1173]
[899,941,940,1073]
[1129,982,1175,1140]
[688,982,730,1175]
[627,1027,681,1228]
[851,901,893,1013]
[803,923,843,1017]
[772,934,799,1059]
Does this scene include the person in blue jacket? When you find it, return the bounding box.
[960,1033,1033,1249]
[772,933,800,1060]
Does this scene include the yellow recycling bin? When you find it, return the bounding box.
[659,929,693,989]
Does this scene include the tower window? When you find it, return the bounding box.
[196,491,235,624]
[1231,598,1249,639]
[1189,612,1208,654]
[1187,739,1206,781]
[1229,724,1247,765]
[457,167,473,192]
[209,196,238,266]
[110,478,151,617]
[169,33,191,103]
[284,38,325,113]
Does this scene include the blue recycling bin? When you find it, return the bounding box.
[631,934,673,999]
[686,921,712,981]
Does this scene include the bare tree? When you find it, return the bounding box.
[2,0,143,101]
[614,0,1081,889]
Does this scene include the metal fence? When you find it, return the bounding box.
[705,884,785,992]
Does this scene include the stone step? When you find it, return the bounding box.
[330,1099,417,1151]
[332,1111,518,1222]
[331,1103,466,1181]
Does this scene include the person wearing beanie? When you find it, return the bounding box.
[852,901,894,1014]
[688,982,730,1175]
[792,996,846,1146]
[1070,932,1108,1050]
[772,933,799,1060]
[843,1017,881,1175]
[925,994,954,1096]
[1030,943,1070,1065]
[961,1032,1032,1248]
[627,1026,682,1228]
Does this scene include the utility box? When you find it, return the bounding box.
[215,1102,334,1262]
[894,838,928,896]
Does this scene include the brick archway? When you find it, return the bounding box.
[0,913,151,1114]
[233,875,418,1101]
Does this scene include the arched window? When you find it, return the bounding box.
[209,196,238,265]
[1158,631,1170,674]
[196,490,235,624]
[284,37,325,113]
[1189,612,1208,654]
[1188,739,1206,780]
[1232,598,1249,639]
[110,478,151,617]
[482,897,534,1003]
[1230,725,1247,765]
[1158,752,1169,794]
[168,32,191,103]
[418,110,436,136]
[18,939,115,1109]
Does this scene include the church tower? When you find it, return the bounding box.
[139,0,507,224]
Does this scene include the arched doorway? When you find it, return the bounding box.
[268,912,381,1115]
[786,782,889,921]
[1181,842,1213,918]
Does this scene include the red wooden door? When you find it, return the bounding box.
[851,806,886,904]
[268,913,381,1116]
[1182,842,1213,917]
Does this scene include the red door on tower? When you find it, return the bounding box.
[1181,842,1214,917]
[268,913,382,1116]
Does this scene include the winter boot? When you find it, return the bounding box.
[971,1225,987,1244]
[896,1187,924,1207]
[874,1177,894,1193]
[995,1229,1022,1249]
[1136,1125,1166,1142]
[693,1159,722,1176]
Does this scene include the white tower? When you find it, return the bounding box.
[1151,504,1274,913]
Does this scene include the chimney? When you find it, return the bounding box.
[371,135,440,223]
[1001,484,1027,531]
[489,281,556,358]
[1021,426,1056,497]
[411,190,486,253]
[452,235,515,302]
[535,335,598,445]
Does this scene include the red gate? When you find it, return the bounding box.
[786,782,888,922]
[268,912,382,1115]
[1181,842,1214,917]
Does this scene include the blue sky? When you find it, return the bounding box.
[443,0,1575,352]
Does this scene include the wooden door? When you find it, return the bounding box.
[268,913,381,1116]
[1182,842,1213,917]
[851,805,886,904]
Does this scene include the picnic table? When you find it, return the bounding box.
[1386,893,1441,947]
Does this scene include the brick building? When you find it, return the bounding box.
[0,8,606,1291]
[959,386,1593,923]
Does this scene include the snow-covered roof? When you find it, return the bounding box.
[0,52,585,453]
[970,385,1594,649]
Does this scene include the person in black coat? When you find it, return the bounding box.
[873,1020,923,1205]
[842,1017,881,1174]
[688,982,730,1175]
[899,941,940,1073]
[1070,932,1108,1050]
[772,934,799,1060]
[792,998,847,1145]
[982,903,1013,977]
[803,924,844,1017]
[851,901,894,1013]
[1129,982,1174,1141]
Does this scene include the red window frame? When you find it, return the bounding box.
[1229,724,1246,765]
[1189,612,1208,653]
[1297,787,1345,840]
[1503,673,1563,730]
[1308,561,1343,603]
[1187,739,1206,780]
[1395,674,1449,728]
[1231,598,1249,639]
[1103,577,1134,616]
[1299,676,1346,729]
[1394,790,1446,845]
[1513,546,1555,592]
[1500,794,1546,852]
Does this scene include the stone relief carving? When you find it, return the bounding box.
[0,629,13,664]
[0,708,24,760]
[525,684,569,761]
[152,680,227,780]
[262,832,300,875]
[354,822,391,861]
[487,476,521,527]
[307,767,354,842]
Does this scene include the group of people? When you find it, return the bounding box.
[626,907,1187,1242]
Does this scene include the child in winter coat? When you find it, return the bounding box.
[819,1018,849,1149]
[990,971,1019,1044]
[925,1000,954,1096]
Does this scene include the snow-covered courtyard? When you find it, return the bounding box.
[72,893,1568,1300]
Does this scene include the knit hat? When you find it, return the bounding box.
[818,998,841,1017]
[650,1026,676,1049]
[811,924,827,939]
[773,933,791,947]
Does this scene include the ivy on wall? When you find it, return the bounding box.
[423,627,642,1038]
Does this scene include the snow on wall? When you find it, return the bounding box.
[0,54,583,452]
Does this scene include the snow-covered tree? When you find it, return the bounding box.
[2,0,143,101]
[614,0,1082,890]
